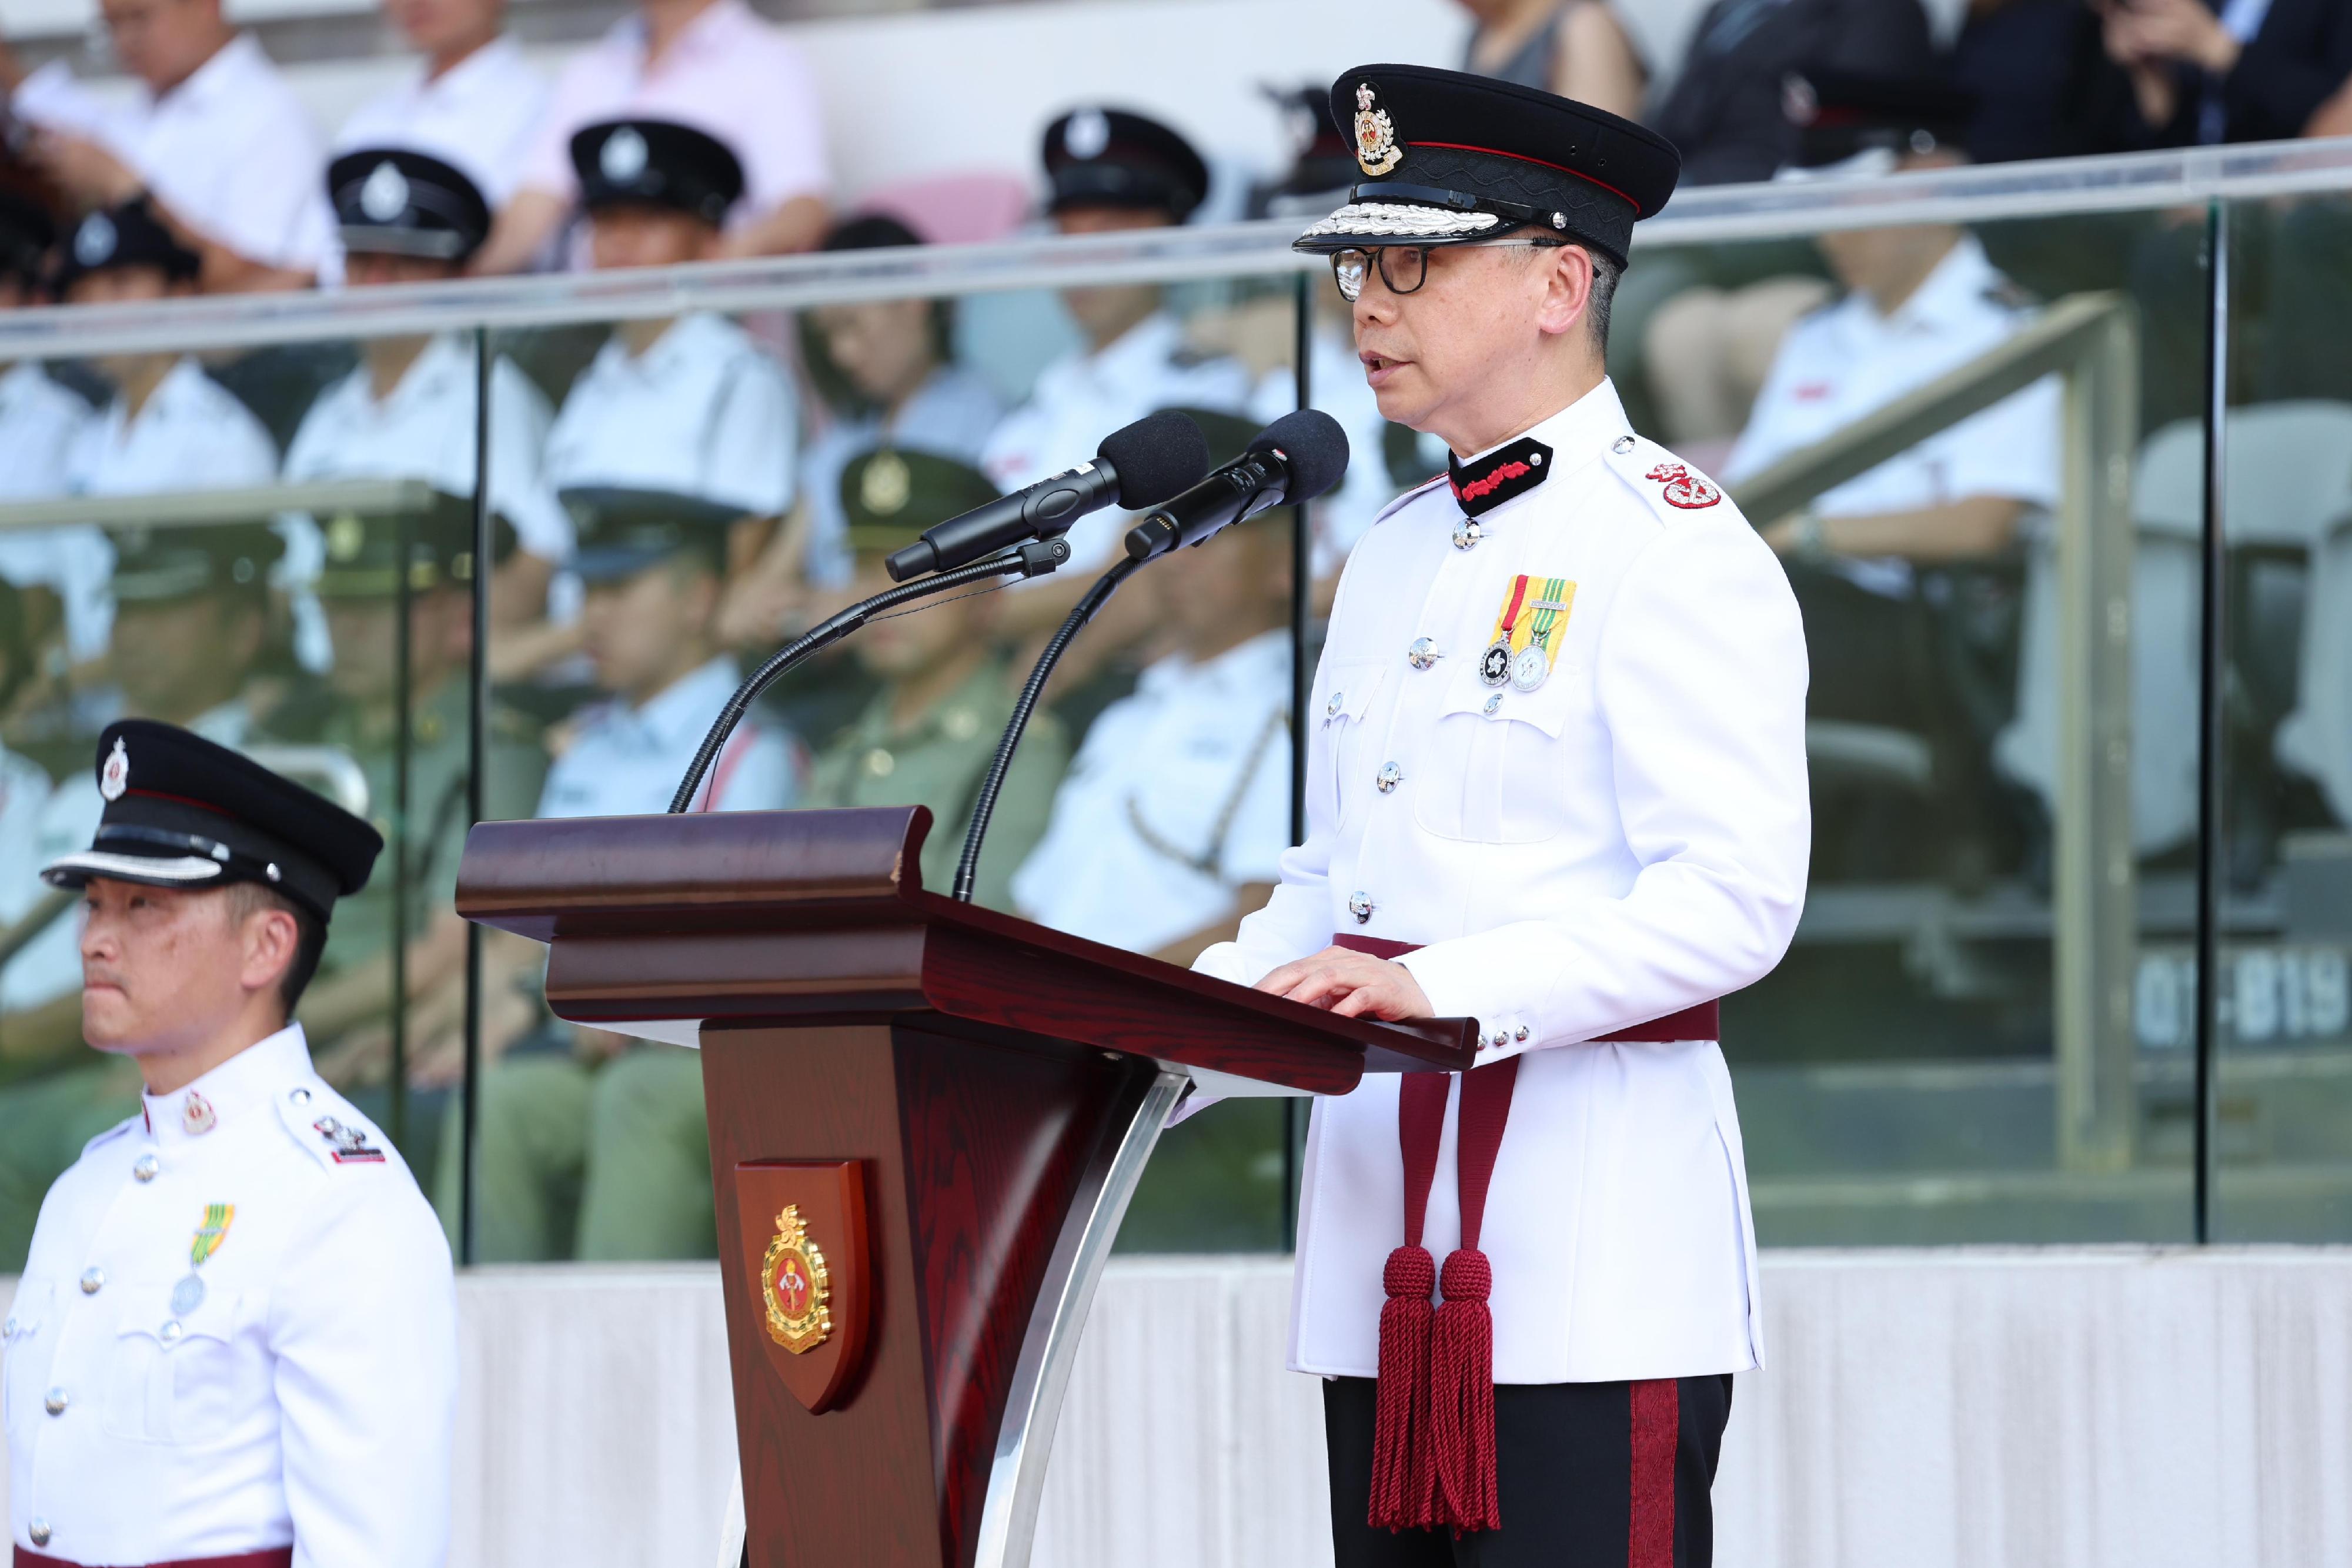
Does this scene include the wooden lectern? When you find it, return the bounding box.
[456,807,1476,1568]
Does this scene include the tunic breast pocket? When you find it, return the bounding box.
[1411,667,1584,844]
[1317,661,1388,829]
[104,1284,253,1445]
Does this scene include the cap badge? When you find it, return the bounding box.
[100,737,130,801]
[1645,462,1723,510]
[359,160,410,223]
[325,512,366,562]
[761,1203,833,1353]
[1064,108,1111,162]
[74,213,117,268]
[860,452,912,517]
[182,1091,217,1136]
[1354,82,1403,178]
[600,126,650,184]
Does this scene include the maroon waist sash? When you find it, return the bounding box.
[16,1550,295,1568]
[1332,932,1719,1536]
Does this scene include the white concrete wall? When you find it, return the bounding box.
[7,1248,2351,1567]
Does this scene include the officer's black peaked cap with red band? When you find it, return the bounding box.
[1294,63,1681,270]
[42,719,383,922]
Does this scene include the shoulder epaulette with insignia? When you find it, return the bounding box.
[1604,437,1739,525]
[275,1086,391,1169]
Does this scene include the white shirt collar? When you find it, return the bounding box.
[139,1022,313,1149]
[1087,311,1181,383]
[1872,233,2000,335]
[620,0,749,66]
[412,33,523,100]
[626,656,742,751]
[153,32,265,116]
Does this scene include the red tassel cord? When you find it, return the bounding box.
[1367,1243,1439,1530]
[1429,1246,1500,1534]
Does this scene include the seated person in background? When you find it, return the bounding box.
[726,213,1004,631]
[290,507,546,1098]
[53,204,279,669]
[540,120,797,570]
[333,0,550,207]
[0,186,96,670]
[283,149,572,670]
[1456,0,1645,117]
[454,500,794,1261]
[804,449,1068,910]
[0,523,282,1268]
[1725,73,2060,879]
[1,0,332,291]
[473,0,829,272]
[2090,0,2352,147]
[982,108,1251,664]
[1011,496,1294,968]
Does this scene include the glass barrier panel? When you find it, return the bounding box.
[2212,192,2352,1242]
[1626,206,2202,1244]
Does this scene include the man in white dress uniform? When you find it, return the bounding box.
[3,720,454,1566]
[1191,65,1810,1564]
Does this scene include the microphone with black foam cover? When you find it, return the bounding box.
[884,409,1210,581]
[1122,409,1350,563]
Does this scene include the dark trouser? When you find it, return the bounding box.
[1324,1374,1734,1567]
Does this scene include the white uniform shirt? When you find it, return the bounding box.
[330,36,550,206]
[980,312,1252,573]
[3,1025,456,1565]
[14,36,334,276]
[282,335,572,563]
[0,363,96,633]
[1014,628,1291,954]
[53,359,278,663]
[538,656,797,818]
[543,314,797,517]
[515,0,829,233]
[1195,381,1810,1383]
[1723,233,2061,596]
[799,366,1004,589]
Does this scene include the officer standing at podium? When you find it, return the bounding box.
[4,720,455,1566]
[1192,66,1810,1564]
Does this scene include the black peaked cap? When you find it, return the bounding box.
[44,719,383,921]
[54,200,199,290]
[1044,106,1210,220]
[1292,63,1681,269]
[330,148,492,262]
[1783,69,1979,169]
[109,522,283,606]
[572,119,746,229]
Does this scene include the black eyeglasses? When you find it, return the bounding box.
[1329,239,1566,302]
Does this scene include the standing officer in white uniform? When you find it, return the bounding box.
[4,718,455,1567]
[1192,66,1809,1564]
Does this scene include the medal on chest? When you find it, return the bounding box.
[1478,574,1576,693]
[173,1201,235,1315]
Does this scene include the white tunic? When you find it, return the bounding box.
[543,314,797,518]
[14,36,335,277]
[3,1025,456,1565]
[538,656,799,818]
[1014,628,1291,955]
[330,36,550,206]
[979,312,1251,574]
[1195,380,1810,1383]
[282,333,572,564]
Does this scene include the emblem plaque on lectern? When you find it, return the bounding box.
[761,1204,833,1353]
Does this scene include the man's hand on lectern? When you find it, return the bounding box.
[1255,947,1435,1021]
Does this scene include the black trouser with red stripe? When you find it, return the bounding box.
[1324,1374,1733,1567]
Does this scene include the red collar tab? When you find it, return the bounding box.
[1447,436,1553,519]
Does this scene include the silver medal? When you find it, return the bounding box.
[1509,644,1551,692]
[171,1273,205,1315]
[1478,641,1512,687]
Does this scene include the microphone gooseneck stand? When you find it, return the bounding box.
[668,539,1068,814]
[953,554,1144,902]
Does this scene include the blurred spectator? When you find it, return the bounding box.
[1011,496,1292,967]
[2,0,332,290]
[804,449,1067,909]
[2313,69,2352,136]
[1649,0,1938,188]
[0,526,283,1265]
[457,500,793,1261]
[54,204,279,667]
[539,121,797,546]
[1953,0,2123,163]
[473,0,830,273]
[0,188,96,673]
[2090,0,2352,146]
[1458,0,1646,119]
[283,150,572,668]
[740,213,1004,621]
[1723,74,2059,877]
[290,506,546,1094]
[333,0,549,206]
[982,107,1250,653]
